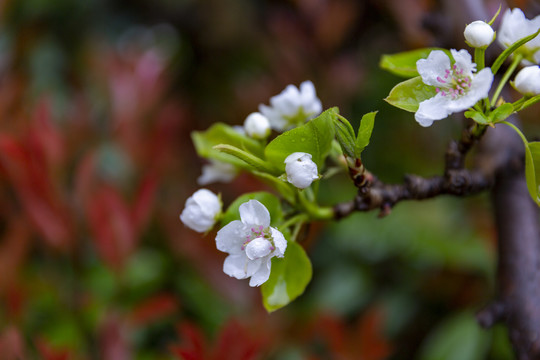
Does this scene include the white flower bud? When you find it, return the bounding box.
[284,152,319,189]
[514,66,540,96]
[464,21,495,48]
[244,112,271,139]
[180,189,221,233]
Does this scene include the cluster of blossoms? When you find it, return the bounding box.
[414,8,540,127]
[181,81,323,287]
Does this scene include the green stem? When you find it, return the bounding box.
[298,190,334,220]
[475,47,485,71]
[280,214,308,231]
[511,96,530,112]
[516,94,540,112]
[491,54,522,105]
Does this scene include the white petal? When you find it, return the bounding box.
[259,104,287,131]
[415,94,452,127]
[417,50,451,87]
[215,220,246,254]
[239,200,271,227]
[245,237,273,260]
[223,254,249,279]
[270,85,301,116]
[192,189,222,216]
[270,227,287,257]
[248,259,272,287]
[451,49,475,75]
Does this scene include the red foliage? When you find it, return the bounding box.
[171,320,266,360]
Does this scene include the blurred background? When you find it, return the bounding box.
[0,0,538,358]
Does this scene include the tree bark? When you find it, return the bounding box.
[488,122,540,359]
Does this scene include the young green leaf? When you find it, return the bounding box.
[264,107,338,171]
[380,48,449,78]
[261,241,312,312]
[464,110,489,124]
[333,115,356,158]
[220,192,283,228]
[489,103,514,123]
[525,142,540,206]
[385,76,437,112]
[192,123,265,168]
[355,111,377,157]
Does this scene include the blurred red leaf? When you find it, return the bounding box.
[129,293,179,327]
[35,338,72,360]
[99,314,132,360]
[0,326,27,360]
[171,319,265,360]
[86,186,136,269]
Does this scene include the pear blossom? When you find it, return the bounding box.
[180,189,222,232]
[498,8,540,64]
[216,200,287,287]
[514,66,540,95]
[284,152,319,189]
[464,21,495,48]
[197,159,237,186]
[243,112,271,139]
[259,80,322,131]
[415,49,494,127]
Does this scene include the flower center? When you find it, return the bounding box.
[435,64,472,99]
[242,225,275,251]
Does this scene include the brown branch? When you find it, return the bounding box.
[334,124,492,218]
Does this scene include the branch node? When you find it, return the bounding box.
[476,301,506,328]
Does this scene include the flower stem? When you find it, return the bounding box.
[491,54,522,105]
[475,48,485,71]
[298,190,334,220]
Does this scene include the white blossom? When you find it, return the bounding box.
[415,49,494,127]
[180,189,221,233]
[284,152,319,189]
[243,112,271,139]
[514,66,540,95]
[259,80,322,131]
[464,21,495,48]
[216,200,287,287]
[498,8,540,64]
[197,160,237,185]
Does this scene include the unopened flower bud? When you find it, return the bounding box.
[464,21,495,48]
[180,189,221,232]
[244,112,271,139]
[514,66,540,96]
[284,152,319,189]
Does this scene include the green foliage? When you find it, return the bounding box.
[213,144,277,174]
[384,76,437,112]
[379,48,447,78]
[355,111,377,157]
[525,142,540,206]
[419,311,491,360]
[261,241,312,312]
[265,108,338,171]
[333,111,377,160]
[465,103,514,125]
[192,123,265,169]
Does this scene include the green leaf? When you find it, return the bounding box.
[220,192,283,228]
[489,103,514,123]
[251,170,296,204]
[492,27,540,74]
[464,110,489,124]
[419,311,490,360]
[213,144,278,174]
[334,115,356,158]
[380,48,448,78]
[525,142,540,206]
[384,76,437,112]
[192,123,264,169]
[355,111,377,157]
[261,241,312,312]
[264,107,337,171]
